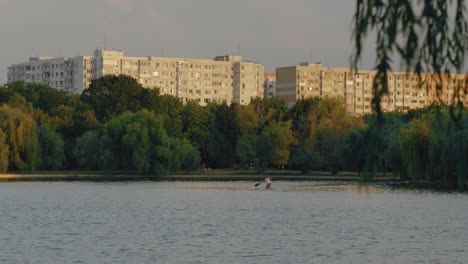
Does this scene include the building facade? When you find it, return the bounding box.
[264,72,276,98]
[7,49,264,106]
[276,62,468,115]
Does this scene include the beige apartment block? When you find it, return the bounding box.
[7,49,264,106]
[264,72,276,98]
[276,62,467,116]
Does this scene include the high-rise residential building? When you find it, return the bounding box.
[7,49,265,106]
[264,72,276,98]
[276,62,467,116]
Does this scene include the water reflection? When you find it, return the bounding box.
[165,181,384,194]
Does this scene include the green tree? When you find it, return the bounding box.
[399,117,432,181]
[236,99,286,169]
[153,95,184,137]
[289,100,322,173]
[262,121,296,168]
[0,105,39,171]
[210,103,240,168]
[364,112,404,177]
[236,133,257,167]
[102,110,196,175]
[74,131,106,170]
[38,124,64,170]
[183,146,202,173]
[0,129,8,172]
[181,101,215,164]
[251,97,289,122]
[426,108,467,188]
[238,104,261,135]
[81,75,159,122]
[338,127,367,175]
[68,96,101,138]
[0,85,12,104]
[7,82,70,114]
[310,98,364,173]
[353,0,467,188]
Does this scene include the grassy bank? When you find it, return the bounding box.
[0,169,398,182]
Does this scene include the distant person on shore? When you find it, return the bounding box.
[200,163,212,174]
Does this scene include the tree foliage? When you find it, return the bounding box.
[289,98,364,173]
[38,124,64,169]
[262,121,296,168]
[102,110,198,175]
[81,75,160,123]
[353,0,468,122]
[352,0,467,188]
[236,133,257,167]
[0,104,39,171]
[0,129,8,172]
[210,103,240,168]
[364,113,404,176]
[181,101,215,164]
[0,75,464,188]
[338,127,367,175]
[74,130,106,170]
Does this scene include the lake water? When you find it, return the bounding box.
[0,181,467,263]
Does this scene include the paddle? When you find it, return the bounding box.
[254,182,262,187]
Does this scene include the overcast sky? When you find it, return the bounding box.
[0,0,378,85]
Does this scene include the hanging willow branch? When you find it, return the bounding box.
[352,0,468,127]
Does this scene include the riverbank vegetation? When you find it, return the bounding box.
[351,0,467,189]
[0,77,466,188]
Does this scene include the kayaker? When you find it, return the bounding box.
[264,176,272,190]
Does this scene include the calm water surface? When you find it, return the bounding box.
[0,181,467,263]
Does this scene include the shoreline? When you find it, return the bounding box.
[0,170,398,182]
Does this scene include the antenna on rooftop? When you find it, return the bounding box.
[237,43,241,56]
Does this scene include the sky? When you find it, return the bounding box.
[0,0,378,85]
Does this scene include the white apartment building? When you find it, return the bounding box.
[7,49,264,105]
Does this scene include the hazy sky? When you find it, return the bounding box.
[0,0,378,85]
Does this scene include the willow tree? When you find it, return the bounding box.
[399,117,432,181]
[427,108,468,187]
[0,105,39,171]
[101,110,198,175]
[74,130,105,170]
[38,124,64,170]
[353,0,467,120]
[0,129,8,172]
[353,0,467,187]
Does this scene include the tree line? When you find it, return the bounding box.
[0,75,466,188]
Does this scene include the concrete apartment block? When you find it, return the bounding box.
[264,72,276,98]
[7,49,264,106]
[276,62,467,116]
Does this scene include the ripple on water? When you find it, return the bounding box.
[0,181,467,263]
